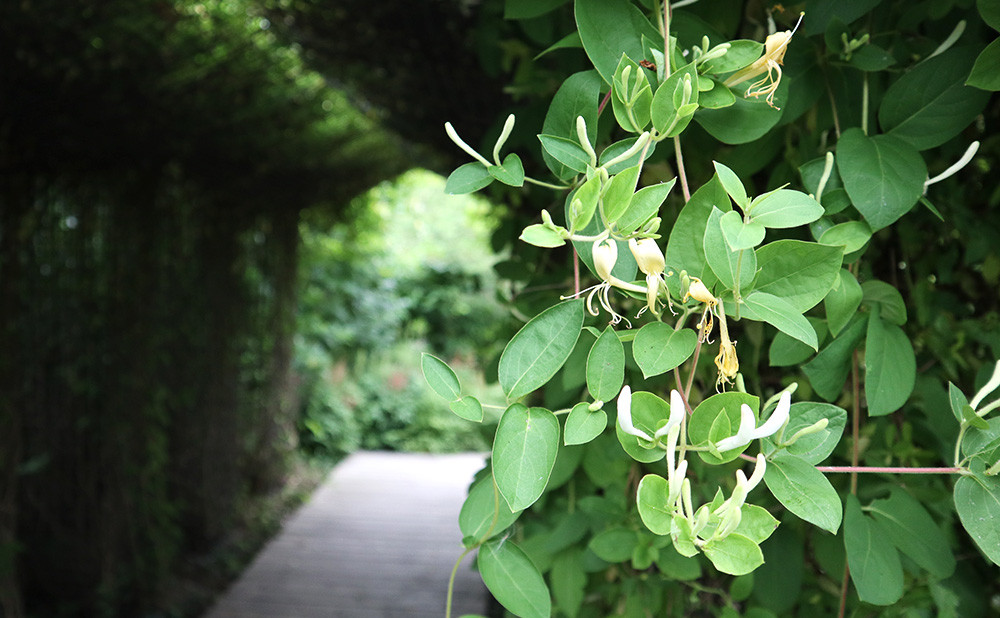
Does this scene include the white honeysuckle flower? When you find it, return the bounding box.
[629,238,673,318]
[746,453,766,492]
[756,391,791,437]
[668,458,688,508]
[654,389,687,440]
[593,239,618,280]
[715,403,757,451]
[970,359,1000,411]
[715,391,791,451]
[617,385,653,442]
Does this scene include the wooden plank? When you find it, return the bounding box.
[203,452,489,618]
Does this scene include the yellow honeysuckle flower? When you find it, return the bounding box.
[724,14,803,109]
[714,308,739,389]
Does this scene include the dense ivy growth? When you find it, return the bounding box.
[422,1,1000,616]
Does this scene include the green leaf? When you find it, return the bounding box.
[651,63,699,137]
[849,43,896,72]
[803,315,868,401]
[704,533,764,576]
[879,48,990,150]
[740,291,818,350]
[764,453,842,534]
[844,495,904,605]
[955,465,1000,566]
[617,179,676,233]
[803,0,882,36]
[550,550,586,618]
[478,539,552,618]
[538,134,590,174]
[665,175,728,286]
[421,353,461,400]
[695,84,785,145]
[520,224,566,248]
[499,300,584,400]
[568,174,601,231]
[764,402,847,464]
[451,396,484,422]
[836,128,927,231]
[575,0,658,85]
[615,391,671,463]
[980,0,1000,31]
[535,32,583,60]
[542,71,602,181]
[701,39,763,74]
[587,326,625,402]
[861,280,907,325]
[735,504,780,544]
[459,476,520,544]
[612,54,652,132]
[754,240,844,313]
[445,162,494,194]
[950,381,971,424]
[493,404,561,511]
[598,136,657,174]
[819,221,872,255]
[688,392,760,464]
[655,544,702,581]
[825,269,863,336]
[488,153,525,187]
[720,210,765,251]
[589,527,638,563]
[704,207,757,292]
[632,324,697,378]
[869,487,956,579]
[564,402,607,446]
[962,417,1000,459]
[637,474,673,535]
[748,190,824,229]
[713,161,748,209]
[968,39,1000,91]
[865,305,916,417]
[603,164,641,224]
[768,317,827,367]
[698,78,737,109]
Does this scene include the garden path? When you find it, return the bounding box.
[203,451,489,618]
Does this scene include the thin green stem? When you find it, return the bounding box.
[445,547,472,618]
[524,176,571,190]
[673,136,691,201]
[663,0,671,76]
[954,423,968,467]
[861,73,869,135]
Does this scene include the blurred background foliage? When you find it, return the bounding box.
[2,0,999,616]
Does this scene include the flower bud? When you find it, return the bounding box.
[628,238,665,276]
[684,276,715,305]
[593,240,618,281]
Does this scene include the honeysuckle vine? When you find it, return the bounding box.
[424,2,1000,617]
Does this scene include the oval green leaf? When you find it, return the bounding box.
[748,190,823,229]
[688,392,759,464]
[459,476,520,544]
[764,453,842,534]
[637,473,673,535]
[754,239,844,313]
[825,268,863,337]
[450,395,484,422]
[499,300,584,400]
[703,533,764,576]
[869,487,956,579]
[632,324,698,378]
[493,404,560,512]
[564,402,607,446]
[421,352,461,400]
[954,467,1000,567]
[445,162,494,194]
[865,306,915,417]
[836,128,927,231]
[587,326,625,403]
[844,494,904,605]
[740,291,818,350]
[478,539,552,618]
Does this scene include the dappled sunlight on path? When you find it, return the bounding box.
[204,452,488,618]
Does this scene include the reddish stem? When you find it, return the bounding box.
[597,90,613,116]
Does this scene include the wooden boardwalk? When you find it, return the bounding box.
[204,451,489,618]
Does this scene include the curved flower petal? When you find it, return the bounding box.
[746,453,766,492]
[654,389,687,439]
[617,385,652,441]
[715,403,756,451]
[753,391,790,439]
